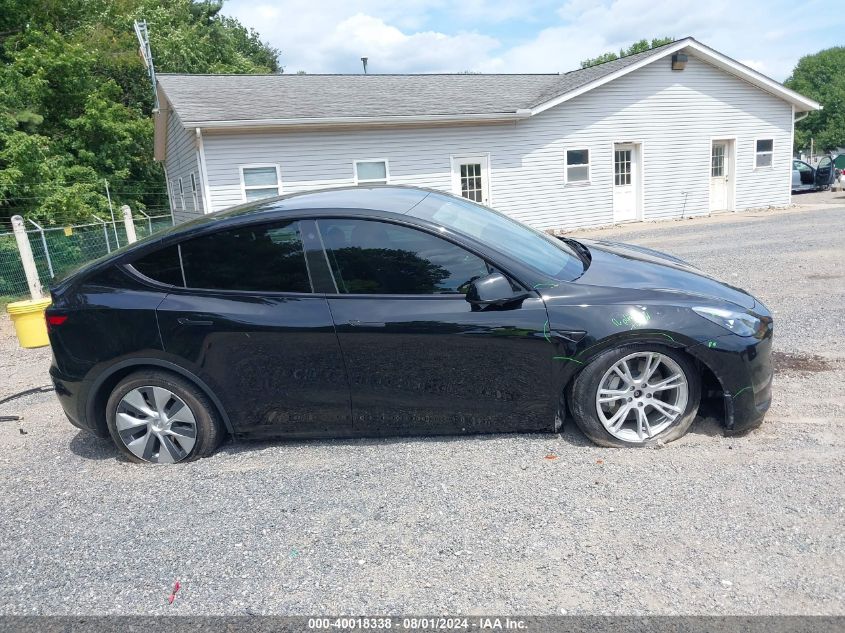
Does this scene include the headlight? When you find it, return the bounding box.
[693,306,762,337]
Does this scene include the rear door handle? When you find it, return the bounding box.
[177,317,214,326]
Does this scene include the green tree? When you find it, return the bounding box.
[581,37,675,69]
[0,0,280,227]
[784,47,845,153]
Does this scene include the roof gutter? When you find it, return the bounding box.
[183,110,533,131]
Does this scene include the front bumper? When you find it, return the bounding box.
[686,323,774,434]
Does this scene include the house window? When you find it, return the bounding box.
[354,160,389,185]
[178,177,185,210]
[190,173,199,210]
[241,165,282,201]
[565,149,590,183]
[755,139,773,169]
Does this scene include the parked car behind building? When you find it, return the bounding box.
[792,155,836,192]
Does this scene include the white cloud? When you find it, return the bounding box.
[322,14,499,73]
[482,0,833,79]
[224,0,840,80]
[227,2,499,73]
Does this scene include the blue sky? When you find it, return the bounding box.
[224,0,843,80]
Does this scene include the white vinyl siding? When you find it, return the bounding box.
[164,109,205,222]
[191,54,793,229]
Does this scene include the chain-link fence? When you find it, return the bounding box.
[0,213,172,301]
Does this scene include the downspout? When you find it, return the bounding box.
[195,128,213,214]
[162,164,175,225]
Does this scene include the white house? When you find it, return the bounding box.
[154,37,820,230]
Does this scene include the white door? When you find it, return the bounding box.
[452,155,490,205]
[613,144,638,222]
[709,140,733,212]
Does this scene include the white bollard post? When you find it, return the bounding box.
[122,205,137,244]
[11,215,43,300]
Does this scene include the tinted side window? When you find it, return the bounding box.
[318,219,490,295]
[178,221,311,292]
[132,245,183,286]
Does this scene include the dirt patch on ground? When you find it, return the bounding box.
[773,350,837,373]
[806,273,844,280]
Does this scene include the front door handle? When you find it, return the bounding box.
[177,317,214,326]
[347,320,386,327]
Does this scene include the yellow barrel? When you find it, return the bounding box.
[6,297,52,348]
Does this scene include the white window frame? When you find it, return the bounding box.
[178,177,185,210]
[239,164,283,202]
[168,179,177,213]
[754,138,774,170]
[353,159,390,185]
[190,173,199,210]
[564,148,591,185]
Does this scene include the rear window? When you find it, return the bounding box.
[131,221,311,293]
[132,245,183,286]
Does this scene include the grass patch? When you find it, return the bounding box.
[0,295,25,311]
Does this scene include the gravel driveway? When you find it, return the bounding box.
[0,205,843,616]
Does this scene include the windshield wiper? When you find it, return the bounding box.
[557,236,591,266]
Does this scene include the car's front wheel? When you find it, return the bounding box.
[570,344,701,447]
[105,370,224,464]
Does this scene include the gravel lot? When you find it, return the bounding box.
[0,204,843,616]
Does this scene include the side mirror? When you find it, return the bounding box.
[466,272,531,308]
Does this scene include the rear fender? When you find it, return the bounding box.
[86,357,235,435]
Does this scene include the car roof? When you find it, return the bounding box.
[152,185,436,242]
[205,185,428,221]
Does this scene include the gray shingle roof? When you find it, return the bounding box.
[157,40,683,124]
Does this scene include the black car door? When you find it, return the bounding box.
[139,219,351,437]
[314,217,555,437]
[815,156,834,188]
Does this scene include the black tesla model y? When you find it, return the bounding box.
[46,187,773,463]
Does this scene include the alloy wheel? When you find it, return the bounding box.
[115,386,198,464]
[595,352,689,443]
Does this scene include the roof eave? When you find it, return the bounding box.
[183,111,532,131]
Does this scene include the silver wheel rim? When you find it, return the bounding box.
[115,386,197,464]
[595,352,688,444]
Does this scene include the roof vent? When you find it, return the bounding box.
[671,53,688,71]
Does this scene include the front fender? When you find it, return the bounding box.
[548,328,698,398]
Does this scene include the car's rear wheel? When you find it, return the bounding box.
[105,370,224,464]
[570,344,701,448]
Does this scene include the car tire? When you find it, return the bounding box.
[105,370,224,464]
[569,343,701,448]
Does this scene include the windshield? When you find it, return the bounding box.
[406,192,584,280]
